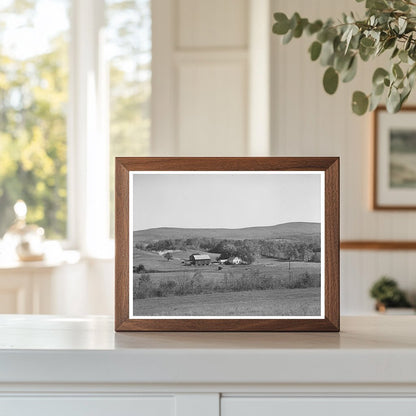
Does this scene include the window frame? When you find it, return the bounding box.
[67,0,112,257]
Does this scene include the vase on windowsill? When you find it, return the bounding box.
[2,200,45,262]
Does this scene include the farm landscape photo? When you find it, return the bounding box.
[131,172,323,317]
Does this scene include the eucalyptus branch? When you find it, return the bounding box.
[272,0,416,115]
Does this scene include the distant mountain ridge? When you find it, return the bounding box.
[133,222,320,242]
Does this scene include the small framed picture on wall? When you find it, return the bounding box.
[374,106,416,209]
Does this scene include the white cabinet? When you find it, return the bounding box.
[1,397,175,416]
[1,316,416,416]
[222,398,416,416]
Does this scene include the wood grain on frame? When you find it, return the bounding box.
[373,106,416,210]
[115,157,340,332]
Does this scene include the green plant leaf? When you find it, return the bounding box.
[393,63,404,79]
[387,87,401,112]
[399,49,408,63]
[374,82,385,95]
[342,56,358,82]
[282,29,293,44]
[323,67,339,94]
[293,18,309,38]
[320,40,335,66]
[334,52,352,72]
[391,47,399,59]
[352,91,369,115]
[360,37,375,48]
[307,20,323,35]
[369,92,383,111]
[383,37,396,50]
[405,34,413,50]
[309,41,322,61]
[366,0,388,8]
[372,67,389,86]
[273,13,290,34]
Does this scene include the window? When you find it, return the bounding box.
[106,0,151,237]
[0,0,70,239]
[0,0,151,251]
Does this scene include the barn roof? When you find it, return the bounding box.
[192,254,211,260]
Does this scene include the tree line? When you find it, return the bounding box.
[136,237,321,264]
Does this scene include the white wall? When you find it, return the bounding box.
[271,0,416,313]
[152,0,271,157]
[43,0,416,317]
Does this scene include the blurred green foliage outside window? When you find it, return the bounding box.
[0,0,151,240]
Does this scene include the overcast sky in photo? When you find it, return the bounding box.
[132,173,322,231]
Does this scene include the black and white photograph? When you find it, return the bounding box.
[130,172,324,318]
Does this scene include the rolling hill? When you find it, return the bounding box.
[133,222,320,243]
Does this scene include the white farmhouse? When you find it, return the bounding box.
[227,256,243,265]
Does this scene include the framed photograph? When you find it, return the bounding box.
[115,157,339,332]
[374,106,416,209]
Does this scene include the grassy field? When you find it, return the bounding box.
[133,287,321,316]
[132,248,321,317]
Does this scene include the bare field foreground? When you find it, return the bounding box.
[133,288,321,316]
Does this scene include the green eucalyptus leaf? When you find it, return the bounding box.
[273,13,290,35]
[307,20,323,35]
[309,41,322,61]
[361,37,375,48]
[391,47,399,59]
[393,0,409,11]
[369,92,383,111]
[393,63,404,79]
[383,37,396,50]
[342,56,358,82]
[399,49,409,63]
[293,18,308,38]
[405,34,413,50]
[366,0,388,10]
[290,12,301,29]
[372,67,389,85]
[323,67,339,94]
[374,82,385,96]
[282,29,293,44]
[359,44,375,61]
[352,91,369,115]
[320,40,335,66]
[408,63,416,78]
[317,29,328,43]
[350,33,361,49]
[400,86,411,105]
[387,87,401,113]
[398,17,407,34]
[409,44,416,60]
[334,52,353,72]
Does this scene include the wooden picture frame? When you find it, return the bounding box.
[373,106,416,210]
[115,157,339,332]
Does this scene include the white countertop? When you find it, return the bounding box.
[0,315,415,386]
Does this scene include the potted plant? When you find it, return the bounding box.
[369,276,414,313]
[272,0,416,115]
